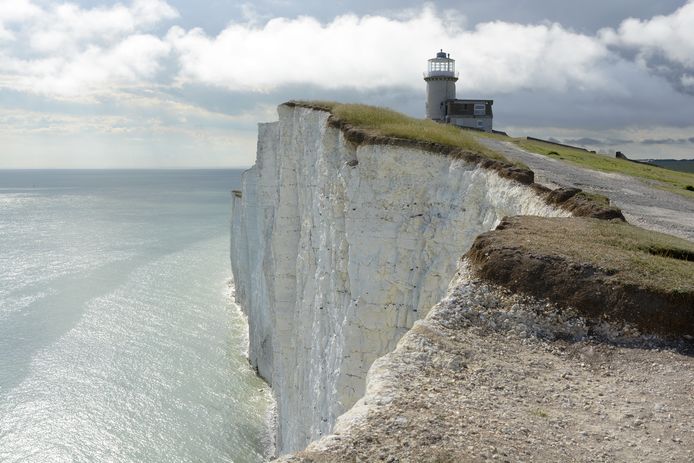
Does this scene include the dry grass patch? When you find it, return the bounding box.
[468,216,694,336]
[287,101,507,162]
[495,217,693,293]
[580,220,690,292]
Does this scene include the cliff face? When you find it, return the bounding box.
[230,105,569,453]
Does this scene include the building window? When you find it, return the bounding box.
[477,121,484,127]
[474,104,486,116]
[429,61,454,73]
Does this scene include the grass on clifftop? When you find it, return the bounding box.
[501,217,694,294]
[289,101,508,163]
[513,138,694,199]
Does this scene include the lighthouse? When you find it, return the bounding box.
[424,50,494,132]
[424,50,458,120]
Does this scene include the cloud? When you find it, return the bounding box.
[0,0,40,23]
[599,1,694,92]
[562,137,610,146]
[1,2,687,102]
[600,1,694,67]
[0,100,261,167]
[640,137,694,145]
[0,0,178,98]
[21,0,178,53]
[167,6,611,94]
[2,34,172,98]
[0,0,40,40]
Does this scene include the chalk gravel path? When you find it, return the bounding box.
[480,139,694,242]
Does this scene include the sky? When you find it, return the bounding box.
[1,0,694,168]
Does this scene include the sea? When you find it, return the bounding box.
[0,170,271,463]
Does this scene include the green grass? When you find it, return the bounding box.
[289,101,508,162]
[502,217,694,294]
[512,138,694,199]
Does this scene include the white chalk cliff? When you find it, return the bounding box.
[230,104,569,454]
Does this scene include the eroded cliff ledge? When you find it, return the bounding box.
[278,217,693,462]
[279,221,692,462]
[468,216,694,338]
[280,257,693,462]
[231,102,693,460]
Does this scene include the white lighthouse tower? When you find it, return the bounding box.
[424,50,458,120]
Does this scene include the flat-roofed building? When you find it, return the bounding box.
[444,99,494,132]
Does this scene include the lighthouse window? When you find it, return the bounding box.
[430,61,454,72]
[474,104,486,115]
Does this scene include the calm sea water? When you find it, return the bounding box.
[0,170,271,463]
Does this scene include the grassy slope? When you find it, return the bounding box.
[512,138,694,199]
[290,101,507,162]
[468,216,693,336]
[508,217,694,294]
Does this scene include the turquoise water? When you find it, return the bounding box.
[0,170,271,463]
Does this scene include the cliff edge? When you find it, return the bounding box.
[230,102,693,460]
[277,216,692,462]
[280,258,693,462]
[468,216,694,338]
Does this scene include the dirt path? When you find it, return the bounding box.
[480,139,694,241]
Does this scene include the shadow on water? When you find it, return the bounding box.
[0,256,150,393]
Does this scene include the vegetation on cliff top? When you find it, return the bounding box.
[516,138,694,198]
[286,101,694,198]
[286,101,508,163]
[505,217,693,292]
[468,216,694,336]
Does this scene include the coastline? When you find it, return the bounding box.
[229,278,278,459]
[231,103,694,460]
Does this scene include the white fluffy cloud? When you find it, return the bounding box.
[0,0,40,23]
[0,0,39,40]
[600,1,694,68]
[167,7,611,94]
[3,1,693,99]
[10,34,172,96]
[0,0,177,98]
[25,0,177,53]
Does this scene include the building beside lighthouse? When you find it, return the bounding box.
[424,50,494,132]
